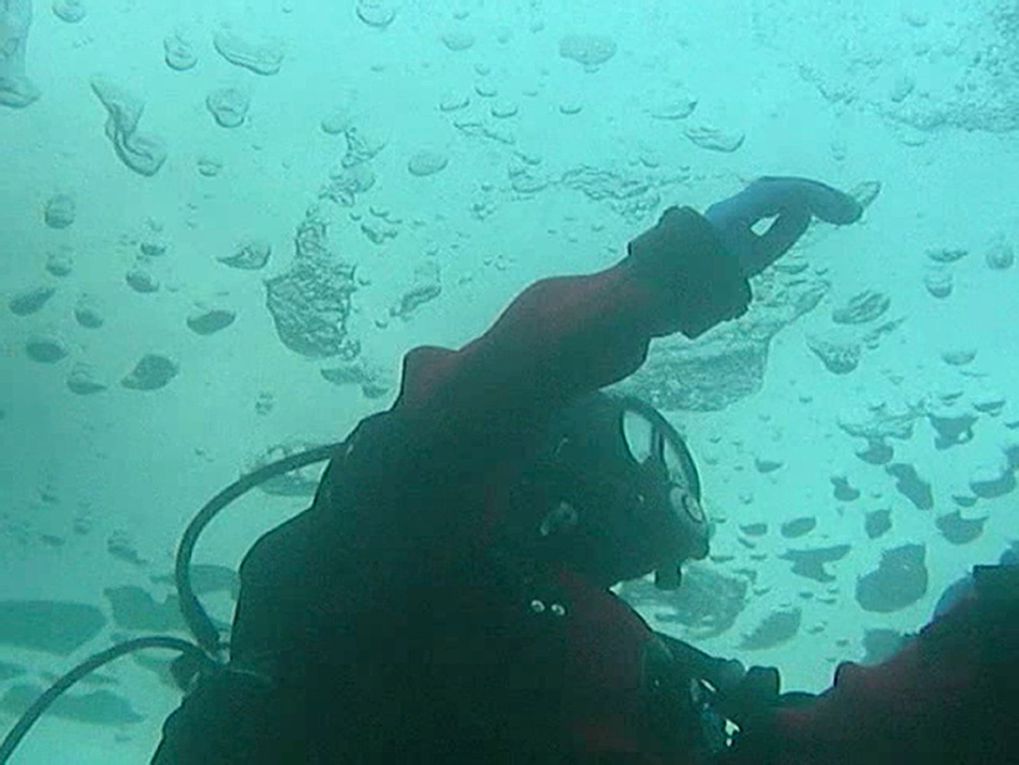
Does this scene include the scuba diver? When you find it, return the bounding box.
[151,175,814,764]
[144,175,1017,764]
[4,177,1013,763]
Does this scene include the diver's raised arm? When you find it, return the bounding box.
[390,178,862,449]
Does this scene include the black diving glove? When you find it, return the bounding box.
[712,666,816,765]
[625,204,749,338]
[627,177,862,339]
[713,664,781,725]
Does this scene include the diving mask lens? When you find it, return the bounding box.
[621,408,655,464]
[671,486,706,524]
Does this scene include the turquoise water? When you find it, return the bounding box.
[1,1,1017,761]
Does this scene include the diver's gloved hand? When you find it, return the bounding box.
[713,665,780,729]
[704,177,863,278]
[625,206,752,339]
[625,178,861,340]
[713,667,817,765]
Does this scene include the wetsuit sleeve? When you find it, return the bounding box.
[723,588,1019,764]
[389,207,747,457]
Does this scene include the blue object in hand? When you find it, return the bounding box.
[704,177,863,277]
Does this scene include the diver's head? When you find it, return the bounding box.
[512,392,710,589]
